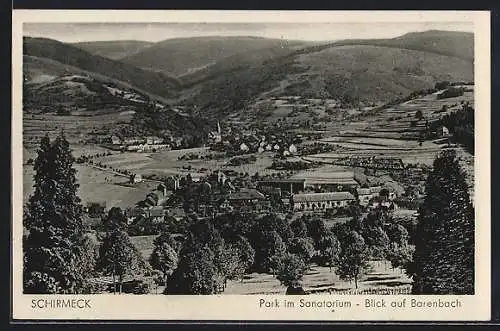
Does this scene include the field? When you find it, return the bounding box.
[224,262,412,295]
[23,164,157,209]
[291,165,358,185]
[93,148,283,179]
[23,112,134,149]
[299,89,474,166]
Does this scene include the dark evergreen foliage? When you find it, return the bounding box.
[410,150,474,294]
[24,134,93,294]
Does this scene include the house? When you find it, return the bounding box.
[257,179,306,194]
[146,136,164,145]
[125,207,145,224]
[368,196,397,210]
[357,186,383,206]
[228,188,268,211]
[357,188,374,206]
[291,192,356,211]
[228,188,266,203]
[111,135,122,145]
[439,126,451,137]
[145,206,165,222]
[130,174,143,183]
[240,143,249,152]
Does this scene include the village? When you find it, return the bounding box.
[23,80,474,295]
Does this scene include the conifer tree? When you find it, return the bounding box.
[410,150,474,294]
[24,134,92,294]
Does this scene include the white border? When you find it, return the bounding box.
[11,10,491,321]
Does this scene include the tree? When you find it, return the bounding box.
[379,188,390,199]
[166,219,226,294]
[213,212,257,241]
[363,226,390,260]
[307,217,329,250]
[24,134,93,294]
[167,246,217,295]
[385,223,410,246]
[415,110,424,120]
[337,231,370,289]
[290,217,309,238]
[149,232,179,288]
[231,236,255,280]
[253,231,287,273]
[98,208,149,294]
[317,232,342,271]
[386,242,415,272]
[410,150,474,294]
[277,254,306,290]
[257,213,293,244]
[288,237,315,265]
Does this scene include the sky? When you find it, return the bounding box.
[23,22,474,43]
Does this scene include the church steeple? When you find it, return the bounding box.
[217,121,221,135]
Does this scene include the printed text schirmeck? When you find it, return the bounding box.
[31,298,91,309]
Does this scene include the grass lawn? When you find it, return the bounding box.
[23,164,156,209]
[223,261,412,295]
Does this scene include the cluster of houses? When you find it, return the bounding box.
[328,156,405,170]
[86,169,400,226]
[106,135,172,152]
[208,121,301,156]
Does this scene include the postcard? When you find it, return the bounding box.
[11,9,491,321]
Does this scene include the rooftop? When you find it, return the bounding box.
[228,188,266,201]
[258,179,306,184]
[148,206,165,217]
[292,192,355,203]
[357,188,371,195]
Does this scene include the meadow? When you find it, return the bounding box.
[23,163,156,209]
[224,262,412,295]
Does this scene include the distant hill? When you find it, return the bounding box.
[331,30,473,61]
[121,36,310,76]
[23,37,181,99]
[23,70,154,115]
[182,30,474,121]
[72,40,153,60]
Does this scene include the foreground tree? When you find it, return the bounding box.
[277,253,307,293]
[98,208,149,293]
[386,242,415,272]
[336,231,370,289]
[317,232,342,271]
[252,230,287,274]
[410,150,474,294]
[288,237,315,265]
[149,232,179,288]
[167,246,217,294]
[24,134,94,294]
[166,220,225,294]
[229,236,255,282]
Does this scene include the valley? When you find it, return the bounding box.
[21,28,476,296]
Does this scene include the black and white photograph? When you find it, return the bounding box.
[11,10,491,321]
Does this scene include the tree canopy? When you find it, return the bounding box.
[24,134,93,294]
[410,150,474,294]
